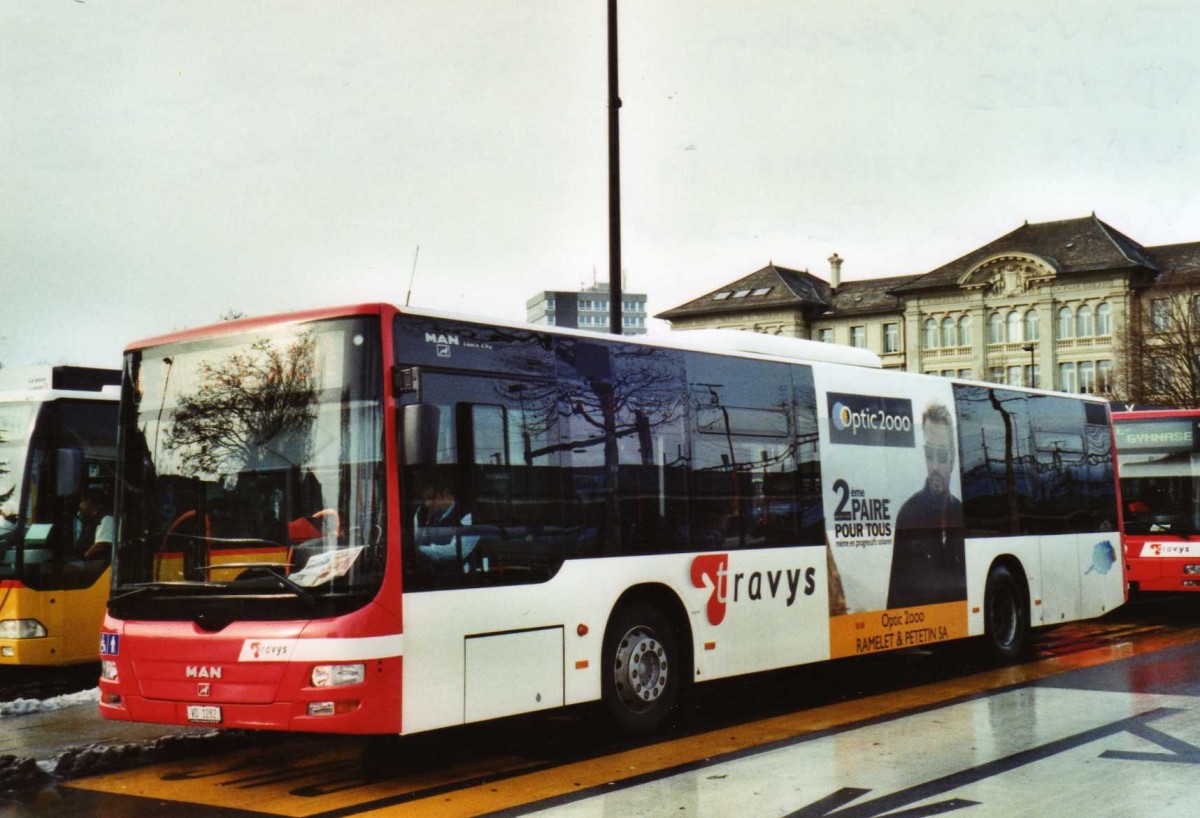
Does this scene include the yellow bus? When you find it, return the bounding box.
[0,366,119,666]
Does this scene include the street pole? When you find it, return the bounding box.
[607,0,623,336]
[1023,343,1036,388]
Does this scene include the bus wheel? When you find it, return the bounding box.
[602,603,680,736]
[984,564,1028,661]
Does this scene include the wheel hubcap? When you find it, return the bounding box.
[613,626,669,713]
[991,587,1017,646]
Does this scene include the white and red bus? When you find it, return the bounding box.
[1113,409,1200,592]
[99,305,1124,735]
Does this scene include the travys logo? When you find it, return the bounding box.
[827,392,915,448]
[690,554,816,626]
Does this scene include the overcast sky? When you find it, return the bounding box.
[3,1,1199,370]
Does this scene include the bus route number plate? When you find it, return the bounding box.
[186,705,222,724]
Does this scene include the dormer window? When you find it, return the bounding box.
[732,289,752,298]
[712,292,732,300]
[750,287,773,296]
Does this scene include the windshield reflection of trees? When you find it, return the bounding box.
[165,334,319,476]
[134,332,372,591]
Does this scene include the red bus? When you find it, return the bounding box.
[1114,409,1200,592]
[99,305,1124,736]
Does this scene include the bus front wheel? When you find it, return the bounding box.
[601,602,681,736]
[984,564,1029,661]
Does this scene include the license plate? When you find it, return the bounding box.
[186,705,222,723]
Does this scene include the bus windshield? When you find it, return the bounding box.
[1116,416,1200,538]
[111,316,386,619]
[0,402,36,549]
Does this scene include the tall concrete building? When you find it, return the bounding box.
[656,214,1200,395]
[526,282,648,335]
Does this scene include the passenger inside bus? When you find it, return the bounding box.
[413,484,478,570]
[75,488,114,560]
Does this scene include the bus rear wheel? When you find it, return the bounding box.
[602,602,681,736]
[984,564,1029,661]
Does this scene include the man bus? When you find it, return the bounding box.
[1113,409,1200,592]
[98,305,1123,736]
[1,366,119,666]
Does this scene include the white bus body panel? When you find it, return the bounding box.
[399,354,1124,735]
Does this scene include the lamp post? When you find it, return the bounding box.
[607,0,623,336]
[1022,343,1036,388]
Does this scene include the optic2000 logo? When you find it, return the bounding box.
[827,392,915,448]
[690,553,816,626]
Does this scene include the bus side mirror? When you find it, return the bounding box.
[56,448,83,496]
[402,404,441,466]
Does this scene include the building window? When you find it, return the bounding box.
[712,292,732,300]
[1058,306,1074,339]
[732,289,752,298]
[1024,309,1039,341]
[1025,364,1040,389]
[850,326,866,348]
[1076,304,1094,338]
[937,317,953,348]
[1098,360,1113,392]
[546,314,555,325]
[1152,298,1170,332]
[1007,310,1022,343]
[1096,302,1111,336]
[884,323,899,353]
[958,369,973,379]
[1079,361,1096,394]
[1006,365,1023,386]
[818,328,833,344]
[942,370,955,378]
[1151,357,1170,391]
[924,318,938,349]
[1059,362,1078,393]
[750,287,773,297]
[958,315,972,346]
[988,312,1003,344]
[546,297,555,311]
[988,366,1004,383]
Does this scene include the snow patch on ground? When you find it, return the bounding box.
[0,687,99,717]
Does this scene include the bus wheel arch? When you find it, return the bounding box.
[983,557,1030,661]
[600,585,692,736]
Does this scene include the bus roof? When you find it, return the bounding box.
[124,303,884,369]
[1113,408,1200,421]
[0,366,120,403]
[122,303,1112,398]
[0,365,119,393]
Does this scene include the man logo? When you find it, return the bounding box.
[185,666,222,679]
[198,683,211,698]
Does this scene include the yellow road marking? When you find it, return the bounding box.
[68,625,1200,817]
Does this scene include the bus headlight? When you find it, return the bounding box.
[101,660,119,681]
[310,663,365,687]
[0,619,47,639]
[1183,565,1200,575]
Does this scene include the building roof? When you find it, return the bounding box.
[822,274,924,317]
[1144,241,1200,280]
[890,215,1158,293]
[655,264,831,320]
[656,261,925,322]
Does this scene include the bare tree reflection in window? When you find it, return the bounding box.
[165,334,320,477]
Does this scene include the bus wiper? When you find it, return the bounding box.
[213,562,318,607]
[110,580,227,602]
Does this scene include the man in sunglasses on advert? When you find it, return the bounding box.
[887,402,966,610]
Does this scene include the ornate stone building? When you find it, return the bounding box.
[656,215,1200,395]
